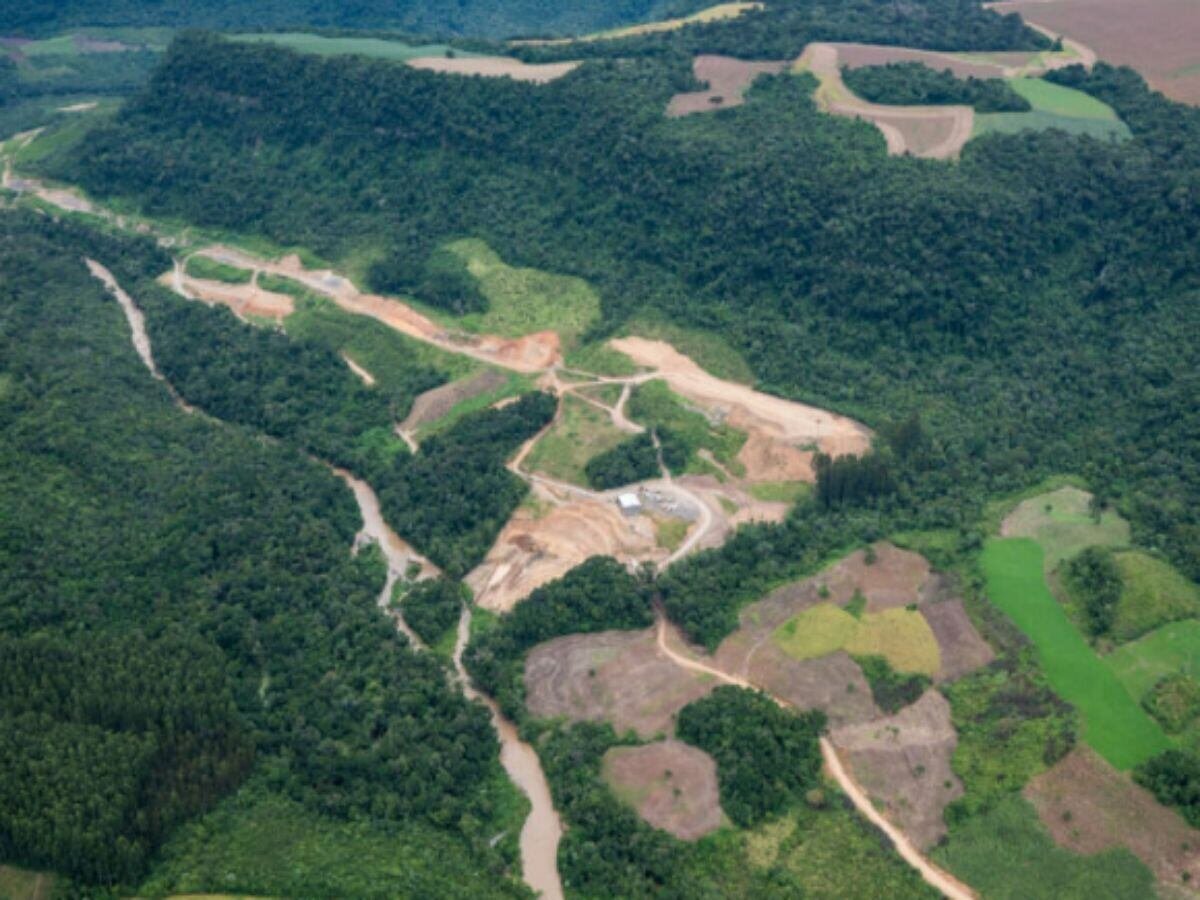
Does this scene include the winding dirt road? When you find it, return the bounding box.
[653,614,977,900]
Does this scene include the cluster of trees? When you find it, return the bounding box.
[370,244,488,315]
[0,212,512,886]
[585,431,660,489]
[842,62,1032,112]
[377,391,556,575]
[855,654,930,714]
[676,686,825,827]
[464,556,650,720]
[0,635,252,884]
[814,451,896,509]
[401,577,467,645]
[1135,750,1200,828]
[1063,546,1123,636]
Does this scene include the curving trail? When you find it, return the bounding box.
[652,614,977,900]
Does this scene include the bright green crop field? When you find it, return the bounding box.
[973,77,1131,141]
[981,538,1169,769]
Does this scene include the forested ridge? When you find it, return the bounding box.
[0,212,523,892]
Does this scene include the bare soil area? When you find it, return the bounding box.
[990,0,1200,104]
[407,56,580,83]
[921,598,995,682]
[602,740,725,840]
[834,42,1018,78]
[467,493,665,612]
[163,268,295,322]
[401,368,507,431]
[830,690,964,850]
[524,629,717,737]
[609,337,871,482]
[1025,747,1200,891]
[667,55,787,116]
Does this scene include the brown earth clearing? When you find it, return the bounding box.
[524,628,716,737]
[467,492,665,612]
[162,267,295,323]
[603,741,725,839]
[407,56,580,83]
[990,0,1200,104]
[829,690,964,850]
[667,55,787,116]
[834,42,1022,78]
[1025,747,1200,891]
[512,2,763,46]
[608,337,871,481]
[401,368,508,432]
[922,598,996,682]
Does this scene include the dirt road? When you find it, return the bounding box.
[652,613,977,900]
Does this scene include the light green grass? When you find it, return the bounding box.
[564,342,639,377]
[230,33,473,62]
[1000,485,1130,570]
[0,865,54,900]
[576,382,624,407]
[185,255,253,285]
[434,238,600,348]
[933,794,1154,900]
[654,516,691,552]
[629,378,747,470]
[621,316,755,385]
[524,395,626,486]
[773,604,939,675]
[748,481,811,504]
[981,538,1169,769]
[1107,619,1200,702]
[973,78,1130,141]
[1111,551,1200,642]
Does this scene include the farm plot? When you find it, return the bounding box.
[830,690,964,849]
[973,76,1130,140]
[921,599,995,682]
[523,395,629,487]
[399,369,508,434]
[1108,551,1200,642]
[1000,485,1130,570]
[981,538,1169,769]
[667,55,787,117]
[1107,620,1200,702]
[602,741,725,839]
[523,629,716,737]
[988,0,1200,104]
[1024,747,1200,892]
[774,605,941,677]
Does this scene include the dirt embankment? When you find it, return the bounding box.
[401,368,508,432]
[608,336,872,482]
[165,262,295,323]
[407,56,580,83]
[667,55,787,116]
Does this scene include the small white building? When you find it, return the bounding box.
[617,492,642,516]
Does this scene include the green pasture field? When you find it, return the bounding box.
[1107,619,1200,702]
[999,485,1129,570]
[230,33,474,62]
[981,538,1169,769]
[1110,551,1200,642]
[973,78,1130,141]
[748,480,811,504]
[933,795,1153,900]
[185,255,253,284]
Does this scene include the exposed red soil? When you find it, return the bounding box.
[921,598,995,683]
[602,741,725,840]
[829,690,964,850]
[667,55,787,117]
[1025,747,1200,891]
[401,368,508,431]
[523,628,717,737]
[990,0,1200,104]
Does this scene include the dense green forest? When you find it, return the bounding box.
[0,211,522,892]
[842,62,1032,112]
[401,577,468,645]
[1,0,711,40]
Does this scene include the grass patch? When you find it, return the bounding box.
[973,78,1129,141]
[748,481,811,504]
[185,255,253,284]
[1000,486,1130,570]
[773,604,939,675]
[0,865,53,900]
[628,379,746,471]
[137,786,527,899]
[1106,619,1200,701]
[621,315,755,385]
[1110,550,1200,642]
[576,382,624,407]
[230,33,472,62]
[524,395,626,486]
[438,238,601,348]
[415,372,535,440]
[934,794,1154,900]
[654,516,690,552]
[1142,673,1200,734]
[563,341,638,377]
[981,538,1169,769]
[1009,77,1119,119]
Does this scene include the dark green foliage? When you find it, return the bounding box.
[1134,749,1200,828]
[675,686,825,827]
[464,557,649,720]
[814,452,895,509]
[0,211,505,882]
[377,392,556,575]
[370,245,488,316]
[842,62,1031,112]
[1064,546,1122,636]
[0,635,252,884]
[585,431,659,489]
[141,289,402,475]
[0,58,18,107]
[855,654,930,714]
[403,578,466,646]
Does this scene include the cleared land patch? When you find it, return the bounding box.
[406,56,580,83]
[1109,551,1200,642]
[981,537,1169,769]
[774,605,941,677]
[513,2,763,45]
[973,76,1130,140]
[1107,620,1200,703]
[1000,485,1130,570]
[921,599,995,682]
[1024,747,1200,891]
[230,33,469,62]
[667,55,786,117]
[830,690,963,849]
[524,395,629,487]
[602,740,725,840]
[523,629,715,737]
